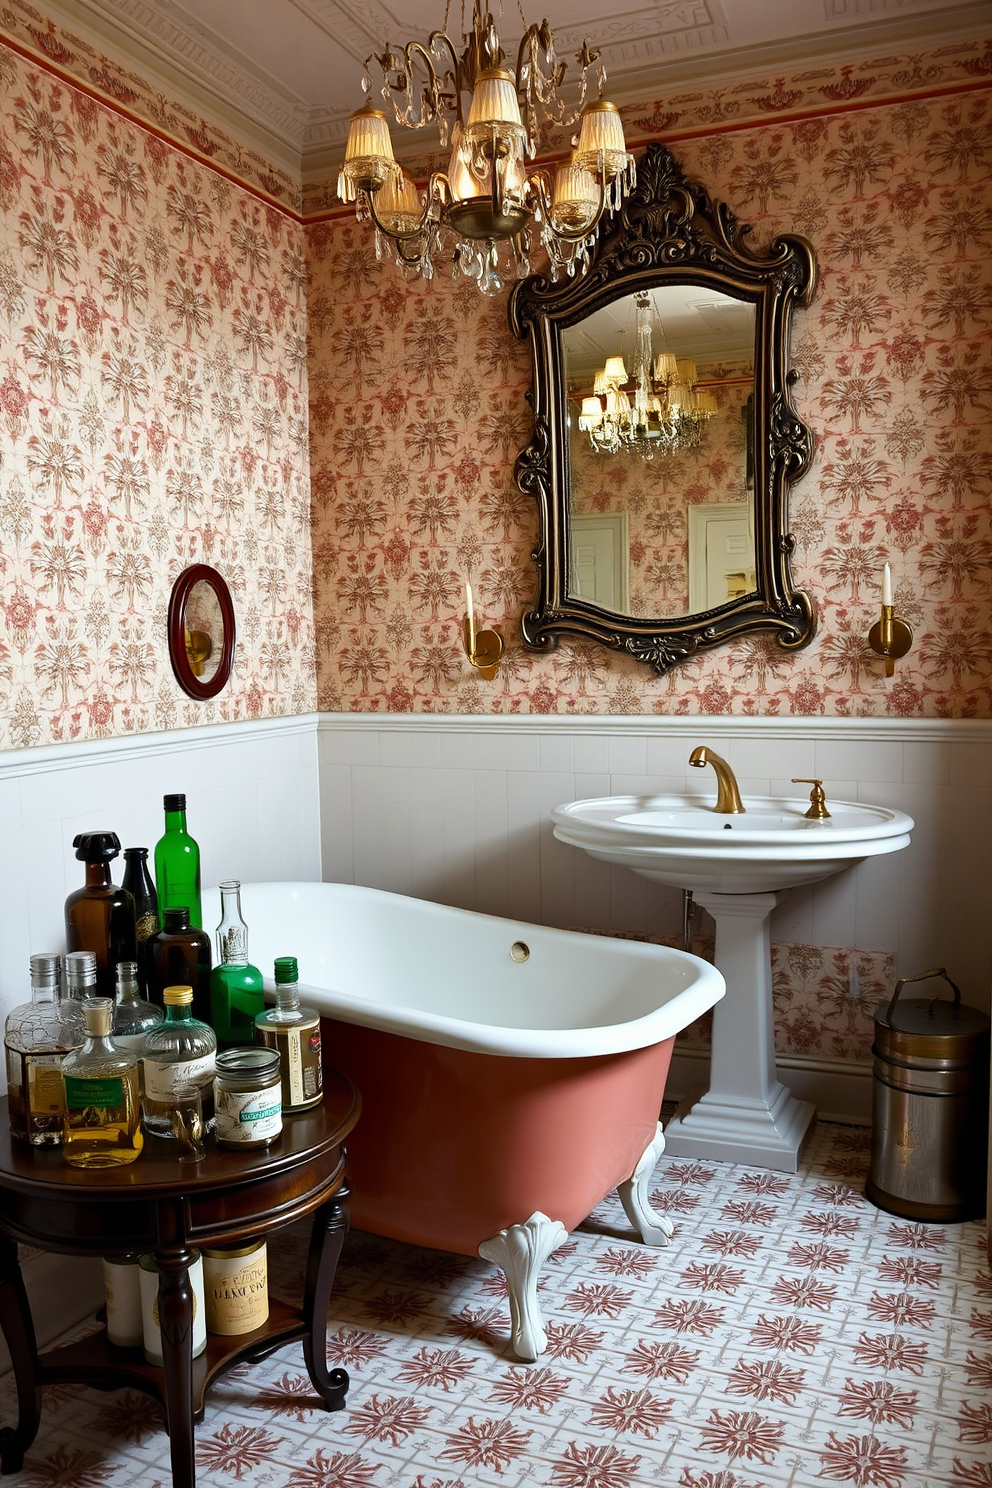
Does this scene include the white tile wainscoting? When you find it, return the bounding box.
[0,709,989,1359]
[317,712,992,1122]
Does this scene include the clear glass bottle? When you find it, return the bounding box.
[154,793,202,929]
[146,907,212,1022]
[141,985,217,1138]
[210,881,264,1049]
[61,997,143,1168]
[4,954,83,1146]
[63,950,98,1045]
[112,961,164,1052]
[255,957,323,1113]
[121,847,159,992]
[65,832,137,997]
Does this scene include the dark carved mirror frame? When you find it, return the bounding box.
[167,563,236,700]
[509,140,817,674]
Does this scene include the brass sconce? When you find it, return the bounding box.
[868,563,913,677]
[184,629,213,678]
[462,582,504,681]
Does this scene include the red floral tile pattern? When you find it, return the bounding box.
[5,1123,987,1487]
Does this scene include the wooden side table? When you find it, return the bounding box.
[0,1070,360,1488]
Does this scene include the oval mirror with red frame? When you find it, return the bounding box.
[167,564,236,700]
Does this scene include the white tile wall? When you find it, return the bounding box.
[0,716,321,1062]
[316,714,992,1017]
[2,712,988,1104]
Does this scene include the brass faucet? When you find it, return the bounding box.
[689,745,745,814]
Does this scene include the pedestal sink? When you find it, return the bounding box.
[552,791,914,1170]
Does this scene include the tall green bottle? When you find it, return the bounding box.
[154,793,202,929]
[209,881,264,1048]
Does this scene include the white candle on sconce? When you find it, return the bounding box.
[464,581,476,652]
[881,562,893,607]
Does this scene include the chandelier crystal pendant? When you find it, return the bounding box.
[337,0,635,296]
[579,292,719,458]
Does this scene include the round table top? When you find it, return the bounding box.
[0,1068,360,1200]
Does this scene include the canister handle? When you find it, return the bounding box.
[886,966,962,1023]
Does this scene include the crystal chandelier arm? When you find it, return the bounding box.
[365,172,450,244]
[528,162,609,244]
[369,39,462,132]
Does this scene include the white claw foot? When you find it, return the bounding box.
[478,1211,567,1361]
[617,1122,674,1246]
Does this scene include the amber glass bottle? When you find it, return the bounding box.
[146,907,211,1022]
[65,833,137,998]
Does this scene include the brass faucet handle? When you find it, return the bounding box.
[792,778,831,820]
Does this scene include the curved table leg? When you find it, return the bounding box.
[301,1184,350,1411]
[478,1211,568,1362]
[617,1121,675,1246]
[0,1235,42,1473]
[157,1248,196,1488]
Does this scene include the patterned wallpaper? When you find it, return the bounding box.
[308,86,992,717]
[0,39,315,750]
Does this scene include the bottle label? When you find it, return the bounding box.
[214,1085,282,1145]
[258,1020,322,1109]
[28,1056,67,1114]
[64,1075,124,1109]
[135,912,158,945]
[142,1053,215,1101]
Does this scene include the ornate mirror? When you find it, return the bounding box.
[167,564,236,700]
[510,141,817,673]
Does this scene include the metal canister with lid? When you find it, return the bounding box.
[213,1046,282,1148]
[866,967,989,1222]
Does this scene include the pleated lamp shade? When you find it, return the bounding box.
[338,104,398,199]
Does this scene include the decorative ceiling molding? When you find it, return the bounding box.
[3,0,990,206]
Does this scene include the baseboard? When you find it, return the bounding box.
[668,1047,872,1125]
[0,1252,104,1376]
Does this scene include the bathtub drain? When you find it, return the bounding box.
[509,941,530,962]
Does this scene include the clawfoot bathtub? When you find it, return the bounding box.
[204,882,724,1360]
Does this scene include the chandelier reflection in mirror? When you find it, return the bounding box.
[336,0,635,296]
[577,293,718,458]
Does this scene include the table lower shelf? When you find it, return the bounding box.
[36,1298,327,1422]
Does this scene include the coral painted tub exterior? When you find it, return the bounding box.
[204,882,724,1256]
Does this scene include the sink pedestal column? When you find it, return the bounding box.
[663,890,815,1172]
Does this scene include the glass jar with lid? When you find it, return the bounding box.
[213,1046,282,1149]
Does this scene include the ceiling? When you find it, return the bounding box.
[46,0,990,179]
[565,287,756,383]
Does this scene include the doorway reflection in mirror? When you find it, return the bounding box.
[563,285,754,621]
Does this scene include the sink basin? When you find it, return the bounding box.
[552,793,915,893]
[552,786,914,1169]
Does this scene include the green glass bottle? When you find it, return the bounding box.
[154,793,202,929]
[210,881,264,1049]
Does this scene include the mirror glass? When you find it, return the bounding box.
[510,140,816,674]
[167,563,236,700]
[562,285,756,619]
[184,580,223,684]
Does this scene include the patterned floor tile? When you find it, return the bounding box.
[1,1121,988,1488]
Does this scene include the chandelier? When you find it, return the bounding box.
[576,293,718,458]
[337,0,635,295]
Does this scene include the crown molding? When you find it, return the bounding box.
[300,2,992,182]
[8,0,991,194]
[24,0,306,175]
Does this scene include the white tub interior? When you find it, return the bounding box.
[203,881,724,1059]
